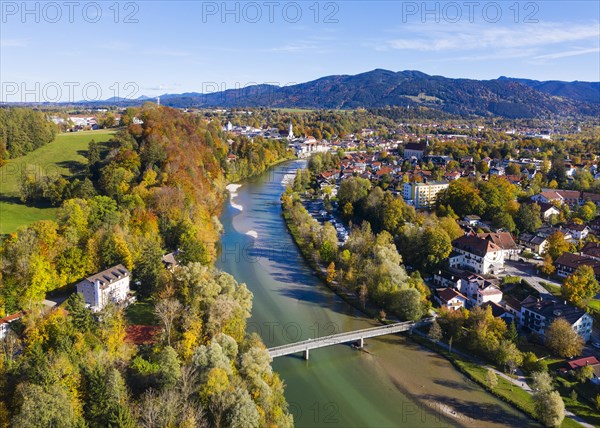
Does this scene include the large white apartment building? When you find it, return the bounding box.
[403,180,449,209]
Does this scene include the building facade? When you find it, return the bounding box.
[403,181,449,209]
[76,264,131,312]
[520,299,593,342]
[449,235,505,275]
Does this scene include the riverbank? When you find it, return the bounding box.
[217,160,538,427]
[281,200,382,319]
[411,332,591,428]
[279,190,551,426]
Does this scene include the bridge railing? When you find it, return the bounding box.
[267,318,433,357]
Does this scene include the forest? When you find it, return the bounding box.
[0,105,293,427]
[0,108,57,164]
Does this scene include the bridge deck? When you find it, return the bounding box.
[268,319,432,358]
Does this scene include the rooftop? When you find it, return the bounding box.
[521,298,587,325]
[567,356,599,370]
[85,264,130,288]
[452,235,502,257]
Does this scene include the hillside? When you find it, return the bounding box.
[151,69,600,119]
[0,129,115,234]
[499,76,600,105]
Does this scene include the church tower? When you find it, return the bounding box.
[288,121,294,140]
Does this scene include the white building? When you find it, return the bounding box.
[449,235,505,275]
[0,312,22,340]
[520,299,593,342]
[403,141,427,160]
[403,180,449,210]
[458,274,503,307]
[435,288,467,311]
[76,264,131,311]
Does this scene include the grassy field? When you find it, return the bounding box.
[125,299,157,325]
[539,281,563,298]
[587,299,600,312]
[412,334,587,428]
[0,129,115,234]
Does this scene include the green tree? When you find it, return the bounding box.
[575,365,594,383]
[506,163,521,176]
[391,288,423,321]
[576,201,596,222]
[438,179,486,217]
[133,239,165,297]
[65,292,94,332]
[421,227,451,271]
[12,383,80,428]
[337,177,371,208]
[532,371,554,393]
[428,320,443,343]
[496,340,523,372]
[158,346,182,389]
[506,321,518,343]
[516,203,542,233]
[522,352,547,373]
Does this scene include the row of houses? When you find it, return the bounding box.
[434,275,594,341]
[532,189,600,207]
[433,228,595,342]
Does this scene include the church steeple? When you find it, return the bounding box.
[288,121,294,140]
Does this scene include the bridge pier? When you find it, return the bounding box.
[303,348,309,360]
[357,337,364,349]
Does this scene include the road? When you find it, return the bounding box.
[502,260,562,297]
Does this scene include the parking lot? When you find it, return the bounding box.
[501,259,562,297]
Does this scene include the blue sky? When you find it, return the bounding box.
[1,1,599,102]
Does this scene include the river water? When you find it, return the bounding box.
[217,160,535,428]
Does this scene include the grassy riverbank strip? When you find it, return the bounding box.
[411,333,584,428]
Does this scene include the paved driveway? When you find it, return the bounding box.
[501,260,562,297]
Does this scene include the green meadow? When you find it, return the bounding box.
[0,129,115,234]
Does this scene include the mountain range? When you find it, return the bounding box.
[103,69,600,118]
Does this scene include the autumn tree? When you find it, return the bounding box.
[545,318,584,358]
[540,254,556,277]
[545,232,571,260]
[486,369,498,389]
[562,265,600,307]
[326,261,336,284]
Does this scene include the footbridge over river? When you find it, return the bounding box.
[268,318,434,360]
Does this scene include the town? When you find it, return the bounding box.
[2,102,600,427]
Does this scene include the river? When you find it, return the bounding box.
[217,160,535,428]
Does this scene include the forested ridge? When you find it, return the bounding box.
[0,105,293,427]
